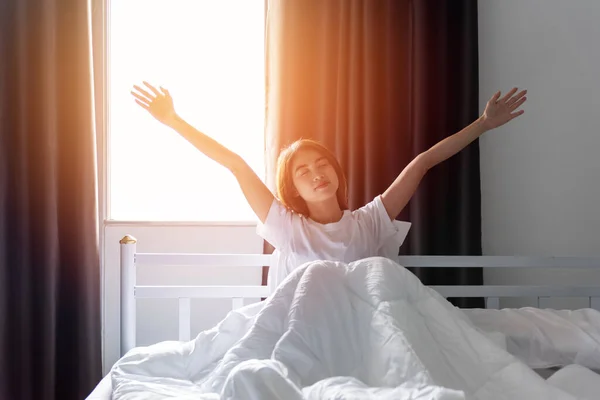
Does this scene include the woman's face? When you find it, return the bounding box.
[290,148,339,205]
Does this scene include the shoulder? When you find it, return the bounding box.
[351,195,405,243]
[256,199,305,250]
[270,199,305,227]
[352,195,388,220]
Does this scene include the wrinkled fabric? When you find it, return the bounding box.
[464,307,600,369]
[111,257,577,399]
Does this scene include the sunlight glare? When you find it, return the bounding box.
[109,0,265,221]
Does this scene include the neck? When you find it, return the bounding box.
[306,197,343,224]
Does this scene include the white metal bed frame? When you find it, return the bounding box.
[119,235,600,356]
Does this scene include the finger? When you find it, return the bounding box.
[160,86,172,98]
[135,99,150,110]
[509,109,525,120]
[509,96,527,110]
[500,87,518,103]
[489,90,501,104]
[131,91,152,105]
[143,81,162,97]
[506,89,527,107]
[133,85,155,101]
[160,86,173,100]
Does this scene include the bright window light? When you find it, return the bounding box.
[108,0,265,221]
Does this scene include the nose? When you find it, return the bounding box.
[313,173,325,182]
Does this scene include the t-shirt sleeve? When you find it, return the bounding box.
[354,195,411,254]
[256,198,295,250]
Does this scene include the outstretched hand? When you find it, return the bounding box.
[131,81,177,126]
[482,87,527,130]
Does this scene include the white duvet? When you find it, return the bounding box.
[464,307,600,370]
[111,257,580,399]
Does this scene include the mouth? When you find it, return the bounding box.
[314,181,330,190]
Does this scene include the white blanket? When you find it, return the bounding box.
[464,307,600,369]
[111,257,579,399]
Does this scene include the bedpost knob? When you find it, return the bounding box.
[119,235,137,244]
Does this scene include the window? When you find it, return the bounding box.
[108,0,265,221]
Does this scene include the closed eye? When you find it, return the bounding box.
[317,158,329,168]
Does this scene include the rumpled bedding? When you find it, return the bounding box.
[464,307,600,370]
[111,257,580,399]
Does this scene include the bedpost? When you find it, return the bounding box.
[120,234,137,356]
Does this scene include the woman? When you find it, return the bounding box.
[131,82,526,291]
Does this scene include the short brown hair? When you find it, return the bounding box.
[276,139,348,216]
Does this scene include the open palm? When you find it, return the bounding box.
[482,87,527,130]
[131,81,177,126]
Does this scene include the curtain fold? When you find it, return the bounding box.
[264,0,483,307]
[0,0,102,398]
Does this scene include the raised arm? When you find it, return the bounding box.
[131,81,274,223]
[381,87,527,220]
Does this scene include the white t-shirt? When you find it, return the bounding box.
[256,195,411,292]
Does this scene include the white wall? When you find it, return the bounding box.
[478,0,600,307]
[102,224,263,375]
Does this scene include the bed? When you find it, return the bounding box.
[87,235,600,399]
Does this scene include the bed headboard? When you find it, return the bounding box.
[118,235,600,356]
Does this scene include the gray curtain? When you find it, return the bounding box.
[0,0,103,398]
[264,0,483,308]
